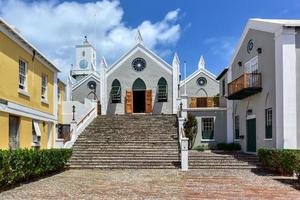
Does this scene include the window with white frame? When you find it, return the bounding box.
[32,121,41,147]
[19,59,27,90]
[265,108,272,139]
[201,118,214,140]
[234,116,240,140]
[41,74,48,100]
[244,56,258,73]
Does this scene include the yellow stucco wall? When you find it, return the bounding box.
[0,32,54,115]
[58,81,65,124]
[0,112,9,149]
[19,116,32,149]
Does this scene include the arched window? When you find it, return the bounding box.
[132,78,146,91]
[111,79,121,103]
[157,77,168,102]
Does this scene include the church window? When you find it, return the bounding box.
[111,79,121,103]
[157,77,168,102]
[41,74,48,100]
[82,51,85,57]
[197,77,207,86]
[132,58,146,72]
[19,59,27,91]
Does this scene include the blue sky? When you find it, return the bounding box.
[1,0,300,79]
[118,0,300,75]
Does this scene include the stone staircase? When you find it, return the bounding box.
[189,150,261,169]
[68,114,180,169]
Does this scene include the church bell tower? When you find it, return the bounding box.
[70,36,97,81]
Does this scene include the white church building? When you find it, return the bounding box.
[67,31,227,148]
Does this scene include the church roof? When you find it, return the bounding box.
[0,17,60,72]
[106,43,173,76]
[180,56,218,87]
[72,71,101,91]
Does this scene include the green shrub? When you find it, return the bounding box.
[258,148,300,176]
[193,145,206,152]
[184,114,198,149]
[0,149,72,188]
[217,143,241,151]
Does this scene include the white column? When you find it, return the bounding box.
[275,27,297,149]
[180,95,188,119]
[226,66,234,143]
[100,58,108,115]
[181,138,189,171]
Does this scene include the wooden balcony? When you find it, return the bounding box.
[189,97,219,108]
[228,73,262,100]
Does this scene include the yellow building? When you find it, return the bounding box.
[0,18,65,150]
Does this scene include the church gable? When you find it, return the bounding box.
[180,71,219,97]
[107,44,172,77]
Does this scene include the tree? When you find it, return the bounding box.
[184,113,198,149]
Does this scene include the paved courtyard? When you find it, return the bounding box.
[0,169,299,200]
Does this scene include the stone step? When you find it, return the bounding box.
[72,153,180,157]
[68,165,179,169]
[72,146,179,150]
[188,166,259,169]
[68,114,180,169]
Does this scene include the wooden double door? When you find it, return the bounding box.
[126,90,152,114]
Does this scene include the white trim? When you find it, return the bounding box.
[228,18,300,70]
[180,68,218,87]
[201,139,215,142]
[275,26,297,149]
[246,114,256,120]
[264,138,273,141]
[0,18,60,72]
[107,44,172,76]
[33,121,41,137]
[18,58,28,91]
[199,116,216,141]
[0,100,57,122]
[41,74,48,100]
[18,89,30,97]
[41,98,49,105]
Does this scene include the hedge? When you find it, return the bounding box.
[217,143,241,151]
[0,149,72,188]
[258,148,300,178]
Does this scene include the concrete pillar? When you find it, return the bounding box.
[181,138,189,171]
[181,95,188,119]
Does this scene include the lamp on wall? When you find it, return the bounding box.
[247,109,253,115]
[238,61,243,67]
[257,48,262,54]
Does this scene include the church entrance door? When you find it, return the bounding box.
[133,90,145,113]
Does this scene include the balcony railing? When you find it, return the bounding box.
[189,97,219,108]
[228,73,262,100]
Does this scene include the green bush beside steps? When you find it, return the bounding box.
[258,148,300,180]
[0,149,72,188]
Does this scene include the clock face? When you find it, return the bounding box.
[197,77,207,86]
[79,59,88,69]
[247,39,254,54]
[132,58,146,72]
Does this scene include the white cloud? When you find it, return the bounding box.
[203,36,237,61]
[0,0,181,80]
